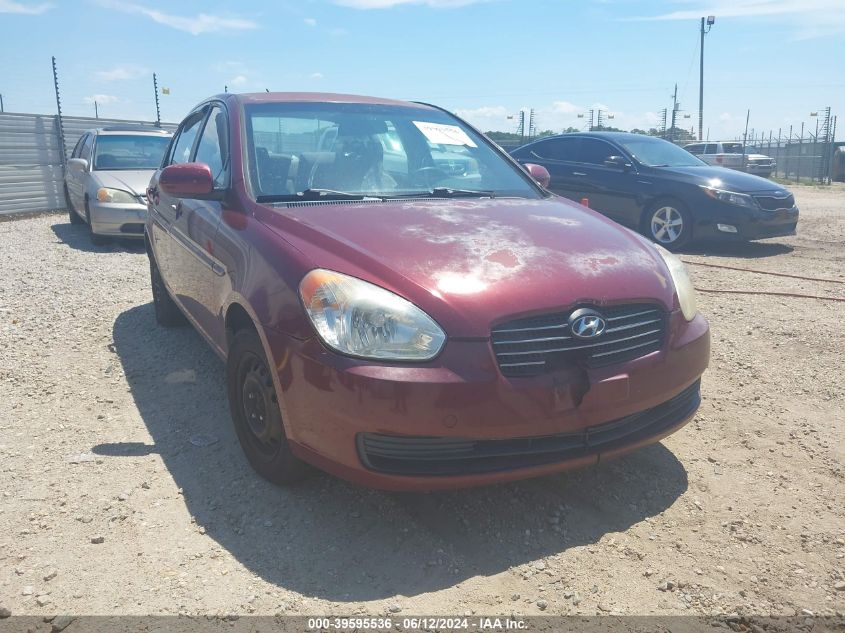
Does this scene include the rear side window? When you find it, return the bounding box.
[685,144,703,154]
[530,137,579,161]
[577,138,617,165]
[704,143,718,154]
[169,112,205,165]
[194,105,229,188]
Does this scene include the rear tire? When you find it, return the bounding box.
[227,328,311,485]
[85,198,109,246]
[149,253,186,327]
[642,199,692,251]
[66,186,83,225]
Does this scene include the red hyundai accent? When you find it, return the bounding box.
[145,92,709,490]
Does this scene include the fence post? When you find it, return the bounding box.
[796,122,803,184]
[51,56,67,175]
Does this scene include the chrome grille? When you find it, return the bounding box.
[491,304,666,377]
[754,193,794,211]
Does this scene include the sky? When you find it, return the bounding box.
[1,0,843,141]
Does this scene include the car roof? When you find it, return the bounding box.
[224,91,436,110]
[534,131,662,143]
[92,126,172,136]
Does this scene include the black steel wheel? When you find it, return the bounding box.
[227,328,311,485]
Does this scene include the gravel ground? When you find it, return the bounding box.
[1,186,844,619]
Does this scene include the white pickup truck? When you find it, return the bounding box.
[683,141,775,178]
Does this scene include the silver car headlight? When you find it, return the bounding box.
[654,245,697,321]
[97,187,137,204]
[700,185,757,209]
[299,269,446,361]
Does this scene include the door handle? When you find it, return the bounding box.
[572,171,587,177]
[172,201,183,219]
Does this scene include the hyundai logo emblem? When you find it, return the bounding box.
[569,309,607,339]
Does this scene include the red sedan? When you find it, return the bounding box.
[145,92,709,490]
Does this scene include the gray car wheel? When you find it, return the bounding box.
[85,198,109,246]
[65,186,83,225]
[645,201,691,250]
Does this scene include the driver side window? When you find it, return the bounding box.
[169,112,204,165]
[194,106,229,188]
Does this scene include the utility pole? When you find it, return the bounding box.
[670,83,679,142]
[94,100,99,119]
[153,72,161,127]
[0,93,4,113]
[699,15,715,140]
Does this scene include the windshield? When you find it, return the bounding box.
[618,137,707,167]
[93,135,170,171]
[244,103,541,201]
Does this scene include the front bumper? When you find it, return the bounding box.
[693,201,799,241]
[88,201,147,237]
[263,310,710,490]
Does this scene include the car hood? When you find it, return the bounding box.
[654,164,783,192]
[91,170,154,197]
[259,196,676,338]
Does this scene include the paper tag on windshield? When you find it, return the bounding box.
[413,121,477,148]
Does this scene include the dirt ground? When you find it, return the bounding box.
[0,185,843,619]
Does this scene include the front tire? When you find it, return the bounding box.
[85,198,109,246]
[227,328,311,485]
[149,253,186,327]
[643,200,692,251]
[66,186,83,225]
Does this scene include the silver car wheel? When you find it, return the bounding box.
[650,206,684,244]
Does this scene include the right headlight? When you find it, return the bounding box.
[299,269,446,361]
[654,245,697,321]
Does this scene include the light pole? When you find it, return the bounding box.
[699,15,715,140]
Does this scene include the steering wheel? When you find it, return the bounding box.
[411,166,449,188]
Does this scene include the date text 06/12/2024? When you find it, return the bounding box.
[306,617,528,630]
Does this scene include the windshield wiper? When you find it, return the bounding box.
[395,187,495,199]
[256,188,384,203]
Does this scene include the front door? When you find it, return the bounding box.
[570,138,641,228]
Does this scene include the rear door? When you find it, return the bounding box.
[516,137,582,201]
[571,138,641,227]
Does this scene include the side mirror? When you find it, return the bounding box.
[159,162,220,199]
[68,158,88,173]
[524,163,551,188]
[604,155,631,170]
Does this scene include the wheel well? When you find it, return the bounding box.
[225,303,257,350]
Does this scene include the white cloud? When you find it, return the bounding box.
[97,0,258,35]
[630,0,845,39]
[84,94,120,105]
[719,112,733,122]
[0,0,53,13]
[304,17,317,25]
[334,0,490,7]
[551,101,579,115]
[229,75,248,87]
[329,26,349,35]
[94,65,148,81]
[310,72,324,80]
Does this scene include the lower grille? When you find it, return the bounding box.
[358,380,701,476]
[754,193,794,211]
[491,304,666,377]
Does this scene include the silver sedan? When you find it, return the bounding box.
[64,126,172,245]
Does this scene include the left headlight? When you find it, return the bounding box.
[654,245,697,321]
[97,187,137,204]
[700,185,757,210]
[299,269,446,361]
